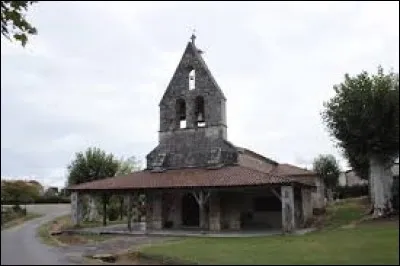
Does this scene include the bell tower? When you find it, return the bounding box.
[146,34,237,171]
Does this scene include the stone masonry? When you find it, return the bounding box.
[208,192,221,231]
[281,186,295,233]
[71,191,83,226]
[146,39,238,171]
[301,187,313,226]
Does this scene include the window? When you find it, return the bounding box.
[253,196,281,212]
[189,69,195,90]
[195,96,205,127]
[176,99,186,129]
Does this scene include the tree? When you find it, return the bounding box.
[313,154,341,203]
[67,147,120,226]
[1,1,38,47]
[115,156,142,176]
[1,180,40,208]
[67,147,120,186]
[322,66,399,217]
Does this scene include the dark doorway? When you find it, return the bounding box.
[181,193,199,226]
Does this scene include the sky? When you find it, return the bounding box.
[1,1,399,188]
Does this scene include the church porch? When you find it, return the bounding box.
[70,183,314,234]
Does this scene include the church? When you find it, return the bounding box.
[68,34,323,233]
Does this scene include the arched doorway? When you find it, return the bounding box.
[181,193,199,227]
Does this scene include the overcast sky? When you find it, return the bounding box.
[1,1,399,188]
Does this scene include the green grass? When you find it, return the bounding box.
[1,212,43,230]
[139,198,399,265]
[322,197,368,229]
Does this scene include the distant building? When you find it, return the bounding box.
[44,187,59,197]
[339,162,399,187]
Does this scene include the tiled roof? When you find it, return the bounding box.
[271,163,317,176]
[68,165,315,191]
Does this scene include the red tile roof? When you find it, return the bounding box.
[68,165,315,191]
[271,163,317,176]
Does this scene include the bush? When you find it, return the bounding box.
[335,185,369,199]
[107,206,119,221]
[1,196,70,205]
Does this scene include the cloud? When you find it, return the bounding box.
[1,1,398,187]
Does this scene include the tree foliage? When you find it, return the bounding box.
[1,180,41,206]
[343,148,369,180]
[313,154,341,189]
[1,1,38,47]
[115,156,142,176]
[322,66,399,164]
[67,147,120,186]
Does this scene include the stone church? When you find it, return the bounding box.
[68,34,323,233]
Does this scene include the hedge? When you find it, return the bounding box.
[335,185,369,199]
[1,196,70,205]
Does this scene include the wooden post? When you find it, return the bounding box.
[102,194,108,226]
[119,196,124,220]
[126,194,133,231]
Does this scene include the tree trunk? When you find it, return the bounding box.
[199,204,207,229]
[369,156,393,217]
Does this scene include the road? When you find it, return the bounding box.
[1,204,73,265]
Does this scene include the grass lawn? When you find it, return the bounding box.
[1,212,43,230]
[139,198,399,265]
[37,214,117,246]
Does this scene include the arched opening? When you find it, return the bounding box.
[176,99,186,129]
[181,193,199,227]
[189,69,195,90]
[195,96,205,127]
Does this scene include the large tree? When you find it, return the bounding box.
[313,154,341,203]
[1,1,38,46]
[322,66,399,217]
[115,156,142,176]
[67,147,120,186]
[1,180,40,207]
[67,147,120,225]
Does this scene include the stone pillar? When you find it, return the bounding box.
[314,178,325,209]
[209,193,221,231]
[71,191,83,226]
[281,186,295,233]
[227,195,241,230]
[171,192,182,229]
[145,193,152,229]
[149,192,163,230]
[87,194,99,222]
[125,193,134,231]
[301,187,313,227]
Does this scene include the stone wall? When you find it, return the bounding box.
[146,41,238,170]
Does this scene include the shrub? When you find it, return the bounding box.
[1,196,71,205]
[335,185,369,199]
[107,204,119,221]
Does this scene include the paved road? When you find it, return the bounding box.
[1,204,74,265]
